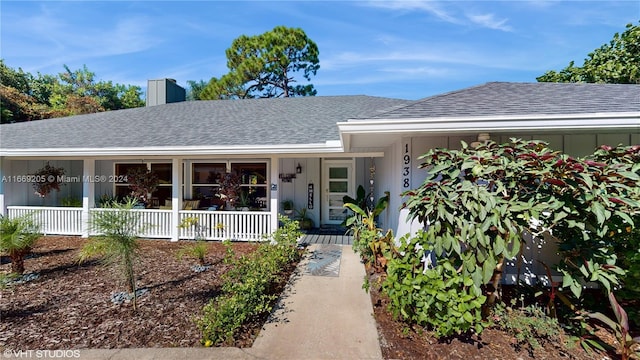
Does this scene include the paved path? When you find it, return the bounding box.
[75,244,382,360]
[246,244,381,359]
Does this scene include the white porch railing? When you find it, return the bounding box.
[5,206,272,241]
[7,206,84,236]
[89,208,173,239]
[179,210,272,241]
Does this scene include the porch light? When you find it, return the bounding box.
[296,163,302,174]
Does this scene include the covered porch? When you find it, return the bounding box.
[0,152,379,241]
[1,156,282,241]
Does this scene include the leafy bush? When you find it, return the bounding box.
[61,196,82,207]
[198,215,301,346]
[0,213,41,274]
[393,140,639,341]
[588,292,640,360]
[385,231,487,337]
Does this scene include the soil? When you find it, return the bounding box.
[367,270,636,360]
[0,236,260,349]
[2,236,637,359]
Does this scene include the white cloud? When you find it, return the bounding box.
[5,5,161,73]
[365,0,462,24]
[364,0,513,31]
[466,13,513,32]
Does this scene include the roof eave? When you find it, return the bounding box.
[337,112,640,135]
[0,142,346,158]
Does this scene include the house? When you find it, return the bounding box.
[1,81,638,248]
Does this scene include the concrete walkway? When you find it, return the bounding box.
[76,244,382,360]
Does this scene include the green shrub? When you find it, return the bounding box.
[613,214,640,327]
[197,215,301,346]
[61,196,82,207]
[384,232,487,337]
[0,213,42,274]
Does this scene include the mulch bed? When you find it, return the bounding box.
[367,271,631,360]
[3,236,636,359]
[1,236,261,350]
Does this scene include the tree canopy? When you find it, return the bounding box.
[199,26,320,100]
[537,22,639,84]
[0,61,144,123]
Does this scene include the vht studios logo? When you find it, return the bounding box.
[3,349,80,358]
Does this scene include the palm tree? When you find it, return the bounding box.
[0,213,42,274]
[79,198,144,309]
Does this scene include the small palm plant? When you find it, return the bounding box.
[79,198,144,309]
[0,213,42,274]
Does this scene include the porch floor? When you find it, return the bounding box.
[299,227,352,246]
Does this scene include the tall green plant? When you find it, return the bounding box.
[399,140,639,336]
[402,140,557,309]
[0,213,41,274]
[344,191,390,266]
[79,198,144,309]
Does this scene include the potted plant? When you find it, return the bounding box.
[282,200,294,215]
[126,167,159,208]
[237,191,251,211]
[217,172,241,209]
[294,207,314,230]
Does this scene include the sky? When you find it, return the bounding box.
[1,1,638,100]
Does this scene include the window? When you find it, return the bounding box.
[192,162,226,201]
[192,161,268,210]
[232,162,268,209]
[114,162,172,207]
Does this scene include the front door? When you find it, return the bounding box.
[322,159,354,225]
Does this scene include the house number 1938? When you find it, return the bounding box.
[402,139,411,189]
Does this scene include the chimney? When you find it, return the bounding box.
[146,78,186,106]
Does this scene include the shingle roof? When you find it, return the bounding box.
[363,82,640,119]
[0,95,410,150]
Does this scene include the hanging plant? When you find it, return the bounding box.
[32,162,65,198]
[126,167,159,207]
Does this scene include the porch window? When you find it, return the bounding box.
[192,163,227,205]
[192,161,268,210]
[114,162,173,206]
[231,162,268,209]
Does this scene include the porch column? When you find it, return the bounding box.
[0,157,8,216]
[81,159,96,237]
[270,156,280,234]
[170,157,183,242]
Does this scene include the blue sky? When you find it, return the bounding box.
[1,1,638,100]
